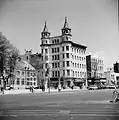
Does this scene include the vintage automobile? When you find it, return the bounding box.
[88,85,98,90]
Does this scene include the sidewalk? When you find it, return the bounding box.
[0,88,88,95]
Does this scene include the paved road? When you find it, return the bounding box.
[0,89,119,120]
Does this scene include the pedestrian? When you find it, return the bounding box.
[31,86,34,93]
[29,86,31,92]
[71,85,74,90]
[58,84,61,92]
[0,79,4,94]
[1,87,4,94]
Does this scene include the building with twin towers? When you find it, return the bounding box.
[40,17,87,89]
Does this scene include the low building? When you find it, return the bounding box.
[13,59,37,89]
[21,50,43,88]
[104,68,119,86]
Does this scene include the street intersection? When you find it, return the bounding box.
[0,89,119,120]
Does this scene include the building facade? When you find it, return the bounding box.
[86,54,104,85]
[40,17,87,88]
[13,59,37,89]
[21,50,43,88]
[114,62,119,73]
[104,68,119,86]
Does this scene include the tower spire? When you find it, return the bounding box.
[43,21,48,32]
[41,21,50,39]
[63,16,69,28]
[61,17,72,36]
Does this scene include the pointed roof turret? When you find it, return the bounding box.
[63,16,69,28]
[61,17,72,36]
[43,21,48,32]
[41,21,50,39]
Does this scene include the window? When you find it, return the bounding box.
[41,56,43,61]
[26,56,29,60]
[77,49,78,53]
[73,71,74,76]
[66,46,69,51]
[21,80,24,85]
[67,70,70,76]
[27,82,29,85]
[66,61,70,67]
[27,71,30,77]
[34,78,36,81]
[55,71,57,77]
[66,53,69,58]
[52,55,54,60]
[57,39,59,43]
[22,71,24,75]
[72,63,74,67]
[55,48,57,53]
[52,48,54,53]
[63,70,65,76]
[46,40,47,44]
[75,71,77,77]
[52,40,54,44]
[52,63,54,68]
[55,39,57,43]
[72,55,74,59]
[45,63,48,68]
[55,55,57,60]
[45,49,48,54]
[17,78,20,85]
[62,46,64,51]
[77,63,79,68]
[58,71,60,76]
[41,49,43,54]
[57,55,60,60]
[45,56,48,61]
[55,63,57,68]
[58,62,60,68]
[63,62,65,67]
[63,54,65,59]
[66,37,68,40]
[80,64,81,68]
[52,71,54,77]
[78,72,79,77]
[79,57,81,61]
[57,48,59,52]
[34,82,36,85]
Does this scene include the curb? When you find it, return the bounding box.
[0,89,86,95]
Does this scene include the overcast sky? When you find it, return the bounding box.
[0,0,118,70]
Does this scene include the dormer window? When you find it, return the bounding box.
[66,37,68,40]
[26,56,29,60]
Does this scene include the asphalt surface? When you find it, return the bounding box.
[0,89,119,120]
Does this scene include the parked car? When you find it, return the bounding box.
[6,86,13,90]
[105,85,116,89]
[88,85,98,90]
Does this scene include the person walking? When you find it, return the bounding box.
[31,86,34,93]
[58,84,61,92]
[0,79,4,94]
